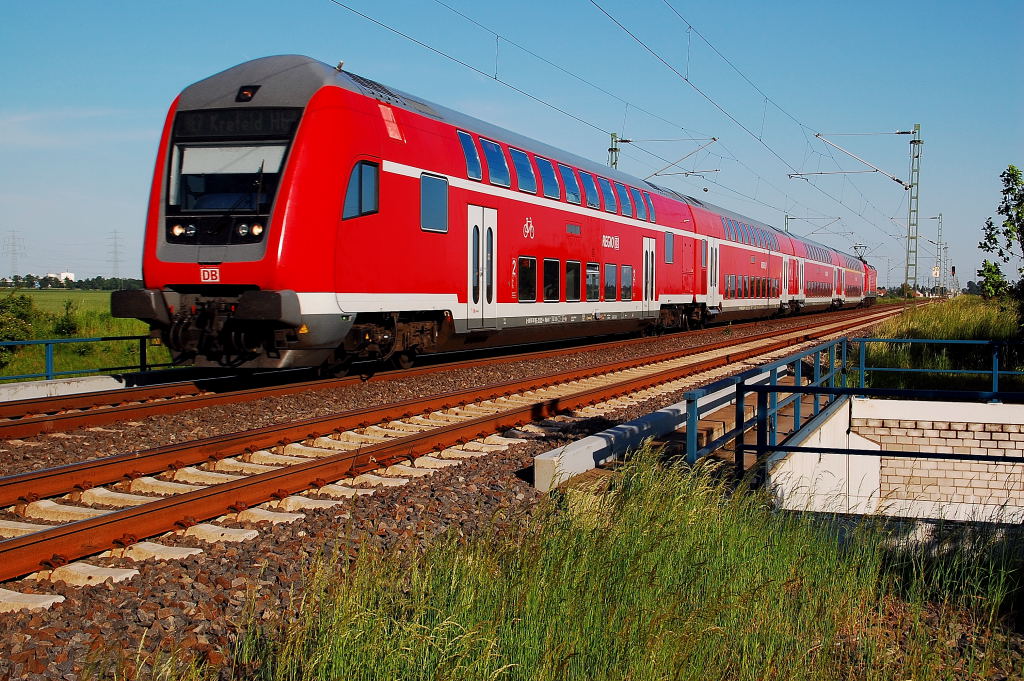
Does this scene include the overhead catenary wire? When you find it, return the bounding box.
[590,0,905,248]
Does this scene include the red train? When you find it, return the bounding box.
[113,55,877,373]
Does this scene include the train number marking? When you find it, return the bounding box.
[523,217,535,239]
[200,267,221,283]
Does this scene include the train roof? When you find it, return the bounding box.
[178,55,867,267]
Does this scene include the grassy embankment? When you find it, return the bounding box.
[0,289,172,382]
[865,296,1022,391]
[116,453,1022,681]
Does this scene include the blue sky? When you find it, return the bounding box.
[2,0,1021,286]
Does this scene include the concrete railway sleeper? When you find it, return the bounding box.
[0,306,904,603]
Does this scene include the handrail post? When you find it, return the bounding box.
[139,337,148,373]
[45,342,55,380]
[992,342,1000,393]
[840,338,848,388]
[756,388,769,467]
[812,351,821,416]
[685,391,700,464]
[734,384,746,474]
[828,343,837,407]
[768,367,778,447]
[794,359,802,431]
[858,340,866,389]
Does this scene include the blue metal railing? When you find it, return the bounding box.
[679,336,1024,466]
[0,335,174,381]
[682,337,847,463]
[853,337,1023,392]
[736,383,1024,471]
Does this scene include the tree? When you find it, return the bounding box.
[977,260,1008,298]
[978,164,1024,279]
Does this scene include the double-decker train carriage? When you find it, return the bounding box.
[113,55,877,372]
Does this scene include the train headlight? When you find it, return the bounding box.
[251,223,264,237]
[171,224,185,237]
[237,223,250,237]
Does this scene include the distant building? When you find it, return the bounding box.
[60,272,75,282]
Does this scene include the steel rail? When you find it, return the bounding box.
[0,307,900,508]
[0,307,904,581]
[0,305,911,439]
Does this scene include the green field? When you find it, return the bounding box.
[18,289,118,315]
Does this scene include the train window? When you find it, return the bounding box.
[508,148,537,194]
[566,261,582,301]
[419,174,448,232]
[629,188,647,220]
[725,220,734,241]
[701,240,707,267]
[566,223,582,235]
[518,256,537,302]
[621,265,633,300]
[597,177,617,213]
[665,232,674,263]
[586,263,600,301]
[743,276,749,298]
[543,259,561,302]
[456,131,482,181]
[342,161,379,220]
[479,138,510,187]
[578,171,601,209]
[558,164,582,205]
[604,264,618,300]
[643,193,656,223]
[535,157,560,199]
[614,183,633,218]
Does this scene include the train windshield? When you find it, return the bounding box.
[169,144,286,212]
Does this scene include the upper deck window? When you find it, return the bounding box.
[558,164,582,205]
[614,183,633,218]
[479,138,510,187]
[420,174,448,232]
[535,157,560,199]
[508,148,537,194]
[597,177,617,213]
[643,192,656,223]
[629,187,647,221]
[456,131,482,181]
[578,171,601,209]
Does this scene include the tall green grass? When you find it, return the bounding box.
[0,291,172,381]
[122,453,1023,680]
[864,296,1022,390]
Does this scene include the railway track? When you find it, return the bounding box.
[0,304,905,597]
[0,305,915,440]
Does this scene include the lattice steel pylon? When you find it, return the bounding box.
[903,124,923,290]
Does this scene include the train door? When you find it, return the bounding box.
[466,205,497,329]
[707,243,720,307]
[643,236,656,315]
[799,261,805,296]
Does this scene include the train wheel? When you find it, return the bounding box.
[391,351,416,370]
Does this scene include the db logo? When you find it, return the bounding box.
[200,267,220,283]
